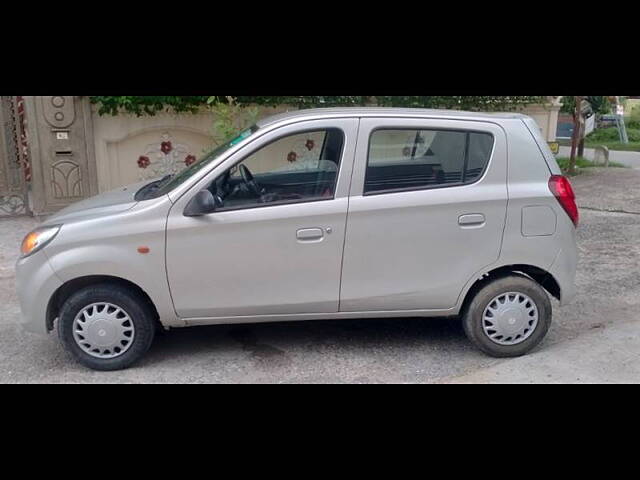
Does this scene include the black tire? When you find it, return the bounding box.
[462,274,552,358]
[58,284,156,371]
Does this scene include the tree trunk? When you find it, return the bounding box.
[578,120,585,157]
[568,96,583,175]
[361,96,377,106]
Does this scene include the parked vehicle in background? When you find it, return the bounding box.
[15,108,579,370]
[598,114,620,129]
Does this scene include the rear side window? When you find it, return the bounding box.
[364,129,494,195]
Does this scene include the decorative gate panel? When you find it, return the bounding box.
[0,96,29,216]
[24,96,97,215]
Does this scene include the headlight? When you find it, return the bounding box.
[20,225,62,258]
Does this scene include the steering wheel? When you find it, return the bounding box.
[239,164,262,197]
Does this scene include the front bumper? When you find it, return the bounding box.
[15,250,63,335]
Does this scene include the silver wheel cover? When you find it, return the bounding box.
[72,303,135,359]
[482,292,539,346]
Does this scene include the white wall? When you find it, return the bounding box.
[518,102,561,142]
[91,105,289,193]
[91,102,560,192]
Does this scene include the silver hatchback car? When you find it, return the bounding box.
[16,108,578,370]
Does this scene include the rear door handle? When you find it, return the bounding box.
[458,214,486,227]
[297,228,324,242]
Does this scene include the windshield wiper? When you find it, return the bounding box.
[155,174,174,187]
[135,174,174,201]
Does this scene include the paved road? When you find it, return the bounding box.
[449,317,640,383]
[1,168,639,383]
[558,146,640,168]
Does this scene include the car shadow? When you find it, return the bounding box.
[143,315,470,368]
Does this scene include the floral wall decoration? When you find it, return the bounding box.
[136,132,197,180]
[282,133,324,170]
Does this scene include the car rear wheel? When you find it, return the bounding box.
[462,274,552,357]
[58,284,156,371]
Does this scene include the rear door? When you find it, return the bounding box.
[340,117,508,312]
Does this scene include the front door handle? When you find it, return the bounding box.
[458,214,486,227]
[297,228,324,242]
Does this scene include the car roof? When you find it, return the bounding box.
[256,107,530,129]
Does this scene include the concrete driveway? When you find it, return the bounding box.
[1,167,639,383]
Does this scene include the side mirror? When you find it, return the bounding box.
[184,190,221,217]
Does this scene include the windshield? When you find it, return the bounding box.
[138,125,259,200]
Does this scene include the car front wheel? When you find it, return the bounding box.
[58,284,156,371]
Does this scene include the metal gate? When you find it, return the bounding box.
[0,96,30,216]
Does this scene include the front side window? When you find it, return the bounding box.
[209,128,344,210]
[364,129,494,195]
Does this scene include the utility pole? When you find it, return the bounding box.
[569,96,583,175]
[578,98,586,157]
[615,96,629,144]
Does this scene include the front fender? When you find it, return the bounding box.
[43,198,183,328]
[46,244,182,328]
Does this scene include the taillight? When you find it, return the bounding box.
[549,175,579,227]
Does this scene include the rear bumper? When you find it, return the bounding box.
[15,250,62,335]
[549,246,578,306]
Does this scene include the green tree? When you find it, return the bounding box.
[90,96,211,116]
[560,96,611,115]
[90,96,545,116]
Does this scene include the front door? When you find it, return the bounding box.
[166,118,359,319]
[340,117,508,312]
